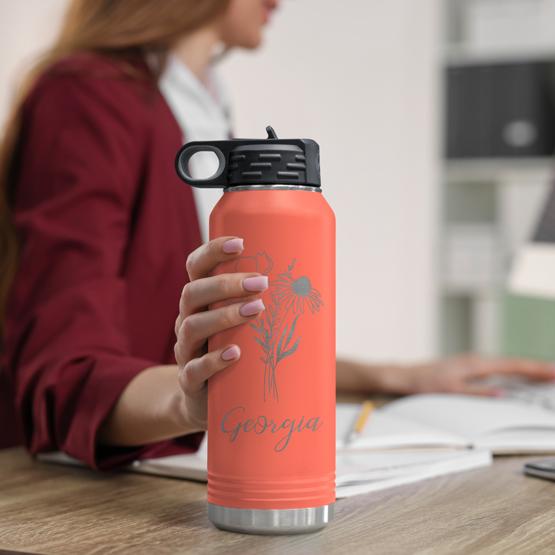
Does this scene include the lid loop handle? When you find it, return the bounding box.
[175,142,231,188]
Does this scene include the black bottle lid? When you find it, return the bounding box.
[175,126,321,188]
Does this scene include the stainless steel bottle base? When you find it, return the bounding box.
[208,503,334,535]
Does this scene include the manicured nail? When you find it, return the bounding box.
[221,345,241,361]
[243,275,269,292]
[222,238,244,254]
[240,299,265,317]
[492,389,505,398]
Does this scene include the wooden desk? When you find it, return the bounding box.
[1,448,555,555]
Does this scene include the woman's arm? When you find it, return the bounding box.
[337,355,555,397]
[97,364,192,446]
[101,352,555,448]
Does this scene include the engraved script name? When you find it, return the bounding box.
[220,405,323,452]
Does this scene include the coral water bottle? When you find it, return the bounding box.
[176,127,335,534]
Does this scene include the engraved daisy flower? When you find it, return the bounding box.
[273,271,323,314]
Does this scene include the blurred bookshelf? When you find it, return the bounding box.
[440,0,555,356]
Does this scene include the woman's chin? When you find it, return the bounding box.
[225,31,264,51]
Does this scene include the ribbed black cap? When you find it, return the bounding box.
[175,126,321,189]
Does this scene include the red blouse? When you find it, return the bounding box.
[1,53,205,469]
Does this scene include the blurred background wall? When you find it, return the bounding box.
[220,0,441,363]
[0,0,445,365]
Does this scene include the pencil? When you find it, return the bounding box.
[346,400,375,445]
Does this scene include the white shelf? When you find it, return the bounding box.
[444,44,555,66]
[445,158,554,184]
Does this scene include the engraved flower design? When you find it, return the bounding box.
[273,264,323,314]
[247,255,324,402]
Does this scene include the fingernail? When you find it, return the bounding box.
[221,345,241,361]
[493,389,506,398]
[243,275,269,292]
[240,299,265,317]
[222,238,244,254]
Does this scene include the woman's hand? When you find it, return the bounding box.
[174,236,268,431]
[97,236,268,448]
[404,355,555,396]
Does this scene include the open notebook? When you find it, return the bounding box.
[39,394,504,498]
[337,394,555,454]
[131,435,490,499]
[123,393,555,496]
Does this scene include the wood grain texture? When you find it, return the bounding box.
[1,448,555,555]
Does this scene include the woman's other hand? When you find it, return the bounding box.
[337,355,555,397]
[404,355,555,397]
[174,236,268,430]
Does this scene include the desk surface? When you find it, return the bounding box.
[1,448,555,555]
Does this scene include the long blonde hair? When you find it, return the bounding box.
[0,0,230,339]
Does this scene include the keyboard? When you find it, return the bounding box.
[500,381,555,411]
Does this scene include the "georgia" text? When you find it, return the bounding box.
[220,405,323,452]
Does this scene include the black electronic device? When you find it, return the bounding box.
[524,459,555,482]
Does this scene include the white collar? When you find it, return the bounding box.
[158,53,231,142]
[158,54,232,241]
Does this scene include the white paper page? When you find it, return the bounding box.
[336,403,467,450]
[382,394,555,442]
[473,428,555,454]
[131,453,207,482]
[336,449,482,484]
[130,434,208,481]
[336,449,492,499]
